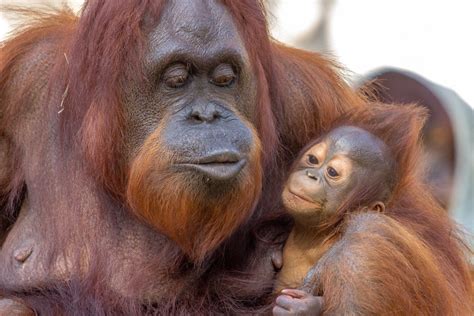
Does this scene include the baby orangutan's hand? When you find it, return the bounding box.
[273,289,323,316]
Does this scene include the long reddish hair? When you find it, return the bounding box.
[290,103,472,309]
[4,1,437,314]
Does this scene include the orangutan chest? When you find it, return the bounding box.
[275,237,328,292]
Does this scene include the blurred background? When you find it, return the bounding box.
[1,0,472,235]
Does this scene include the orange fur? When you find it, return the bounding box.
[127,121,263,262]
[0,2,470,314]
[314,212,469,315]
[289,104,473,315]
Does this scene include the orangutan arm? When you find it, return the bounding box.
[298,212,464,315]
[0,137,13,246]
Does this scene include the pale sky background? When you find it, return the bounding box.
[1,0,473,108]
[268,0,474,108]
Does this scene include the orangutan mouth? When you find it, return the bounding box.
[288,189,323,208]
[177,151,247,181]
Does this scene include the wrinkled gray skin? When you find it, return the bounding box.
[0,0,311,314]
[124,0,258,181]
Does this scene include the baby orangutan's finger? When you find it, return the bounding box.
[272,305,292,316]
[281,288,310,298]
[275,294,295,310]
[275,291,324,316]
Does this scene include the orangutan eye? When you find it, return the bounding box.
[308,154,319,165]
[327,166,339,178]
[211,63,236,87]
[163,63,190,88]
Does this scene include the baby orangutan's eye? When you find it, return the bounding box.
[307,154,319,165]
[327,166,339,178]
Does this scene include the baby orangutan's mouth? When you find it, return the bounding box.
[288,189,324,209]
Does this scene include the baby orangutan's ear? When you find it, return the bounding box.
[369,201,385,213]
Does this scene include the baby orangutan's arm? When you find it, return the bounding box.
[295,212,459,315]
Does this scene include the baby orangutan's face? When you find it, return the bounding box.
[282,126,392,224]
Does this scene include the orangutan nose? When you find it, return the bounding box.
[189,102,221,123]
[306,169,318,181]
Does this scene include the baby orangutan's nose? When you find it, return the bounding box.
[306,169,318,181]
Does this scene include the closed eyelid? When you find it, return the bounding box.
[212,63,234,74]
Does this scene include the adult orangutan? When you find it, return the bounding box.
[0,0,471,315]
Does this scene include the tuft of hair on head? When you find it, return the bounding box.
[327,102,428,203]
[299,102,428,234]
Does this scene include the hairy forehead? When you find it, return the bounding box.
[326,126,388,163]
[147,0,248,62]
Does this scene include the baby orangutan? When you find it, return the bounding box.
[273,125,448,315]
[276,126,395,290]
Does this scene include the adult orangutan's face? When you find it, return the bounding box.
[125,0,263,262]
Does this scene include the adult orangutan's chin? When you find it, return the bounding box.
[127,130,263,263]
